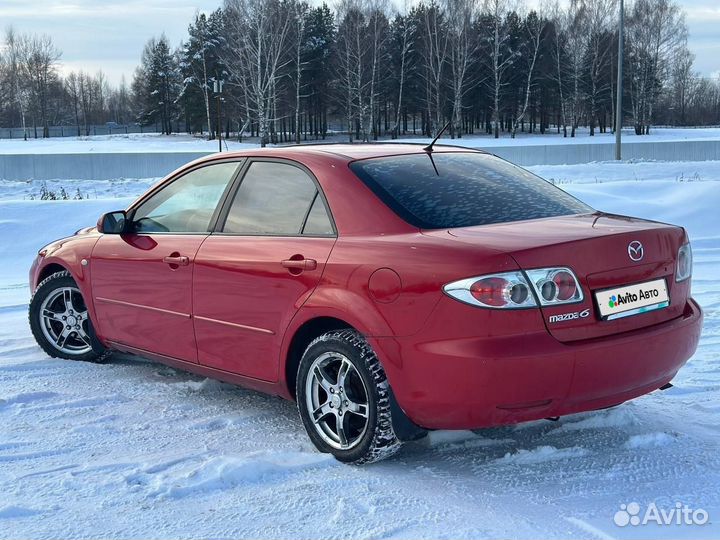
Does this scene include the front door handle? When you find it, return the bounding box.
[281,258,317,271]
[163,255,190,267]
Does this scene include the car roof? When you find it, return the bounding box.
[207,143,487,162]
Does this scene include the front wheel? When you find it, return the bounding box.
[29,270,107,362]
[296,329,401,464]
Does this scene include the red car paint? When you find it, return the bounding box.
[29,145,703,430]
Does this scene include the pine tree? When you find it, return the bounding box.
[178,11,224,137]
[132,35,180,134]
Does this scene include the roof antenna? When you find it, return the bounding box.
[423,121,451,153]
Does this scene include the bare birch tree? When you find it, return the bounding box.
[335,0,389,142]
[365,0,390,140]
[444,0,479,138]
[510,10,545,138]
[627,0,686,134]
[335,1,366,141]
[19,34,61,138]
[223,0,293,146]
[565,0,587,137]
[390,4,414,138]
[484,0,516,138]
[545,1,569,136]
[582,0,615,136]
[419,2,450,136]
[292,2,310,144]
[4,28,30,139]
[65,72,82,136]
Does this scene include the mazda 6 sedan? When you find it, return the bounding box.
[28,144,703,463]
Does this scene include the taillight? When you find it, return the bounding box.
[526,267,583,306]
[444,272,536,309]
[676,243,692,282]
[551,270,576,300]
[444,267,583,309]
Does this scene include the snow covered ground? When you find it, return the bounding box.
[1,126,720,154]
[1,159,719,539]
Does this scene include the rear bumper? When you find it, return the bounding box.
[374,298,703,430]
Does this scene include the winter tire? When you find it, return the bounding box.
[296,329,401,464]
[29,270,108,362]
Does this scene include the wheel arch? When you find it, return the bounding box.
[284,316,355,399]
[35,262,68,289]
[33,248,101,345]
[288,322,427,453]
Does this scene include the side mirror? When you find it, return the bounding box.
[97,211,128,234]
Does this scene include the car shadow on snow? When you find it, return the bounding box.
[108,351,678,471]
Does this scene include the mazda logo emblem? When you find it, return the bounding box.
[628,241,644,261]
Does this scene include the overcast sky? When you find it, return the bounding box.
[1,0,718,86]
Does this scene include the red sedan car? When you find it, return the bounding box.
[28,144,702,463]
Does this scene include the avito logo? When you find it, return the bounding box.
[608,292,638,308]
[608,288,660,309]
[613,501,709,527]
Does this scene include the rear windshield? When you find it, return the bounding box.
[349,152,592,229]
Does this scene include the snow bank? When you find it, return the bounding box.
[625,432,677,449]
[498,445,590,464]
[0,133,255,154]
[128,452,335,500]
[559,406,641,432]
[0,177,156,201]
[561,178,720,243]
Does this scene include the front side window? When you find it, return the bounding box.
[223,161,333,236]
[349,152,593,229]
[132,162,240,233]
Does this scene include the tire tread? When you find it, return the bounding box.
[29,270,110,363]
[298,329,401,464]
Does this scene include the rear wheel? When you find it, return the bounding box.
[296,329,401,464]
[29,271,107,362]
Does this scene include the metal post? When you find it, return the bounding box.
[213,78,224,153]
[615,0,624,160]
[217,92,222,153]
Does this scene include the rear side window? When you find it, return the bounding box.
[349,153,592,229]
[302,194,334,235]
[222,161,333,235]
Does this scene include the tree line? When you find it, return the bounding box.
[1,0,719,144]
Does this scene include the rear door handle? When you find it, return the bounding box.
[163,255,190,266]
[281,258,317,271]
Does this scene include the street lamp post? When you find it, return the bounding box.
[615,0,624,160]
[213,78,224,153]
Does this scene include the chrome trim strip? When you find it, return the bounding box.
[193,315,275,335]
[94,297,191,319]
[95,297,274,334]
[606,301,669,321]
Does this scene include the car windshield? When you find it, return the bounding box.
[349,152,593,229]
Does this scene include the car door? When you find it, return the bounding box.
[91,160,242,362]
[193,159,337,381]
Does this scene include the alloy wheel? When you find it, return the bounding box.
[305,352,370,450]
[39,286,93,356]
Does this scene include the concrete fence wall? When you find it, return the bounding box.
[1,139,719,181]
[490,139,720,166]
[0,152,212,182]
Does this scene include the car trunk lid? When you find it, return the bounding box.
[427,213,688,342]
